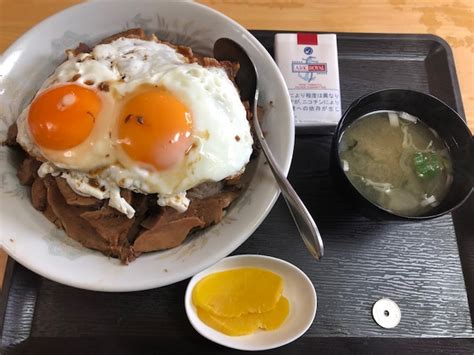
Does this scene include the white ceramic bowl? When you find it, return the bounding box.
[0,1,294,291]
[185,255,317,351]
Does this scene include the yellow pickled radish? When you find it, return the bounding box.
[259,295,290,330]
[197,296,290,336]
[192,267,284,317]
[197,307,258,336]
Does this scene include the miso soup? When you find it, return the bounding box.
[339,110,453,216]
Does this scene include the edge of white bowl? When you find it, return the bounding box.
[0,1,295,292]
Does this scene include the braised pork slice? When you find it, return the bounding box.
[66,42,91,57]
[5,123,18,147]
[43,204,63,229]
[185,191,239,226]
[176,45,194,60]
[17,157,41,186]
[44,176,133,260]
[80,206,134,258]
[125,193,148,243]
[55,177,102,207]
[135,191,238,253]
[202,58,240,82]
[134,214,204,253]
[79,190,148,263]
[99,28,147,44]
[31,177,47,211]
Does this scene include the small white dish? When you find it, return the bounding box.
[184,254,317,351]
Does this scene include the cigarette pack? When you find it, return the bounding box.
[275,33,342,129]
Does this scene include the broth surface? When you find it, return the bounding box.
[339,110,452,216]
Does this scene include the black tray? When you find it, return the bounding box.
[1,31,473,354]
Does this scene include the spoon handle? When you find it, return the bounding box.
[252,90,324,260]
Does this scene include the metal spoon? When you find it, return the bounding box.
[213,38,324,260]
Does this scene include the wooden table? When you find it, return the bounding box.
[0,0,473,287]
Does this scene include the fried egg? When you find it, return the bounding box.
[16,37,253,217]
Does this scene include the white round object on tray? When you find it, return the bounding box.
[185,254,317,351]
[372,298,401,329]
[0,1,294,291]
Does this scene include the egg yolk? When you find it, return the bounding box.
[118,88,193,171]
[28,84,101,150]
